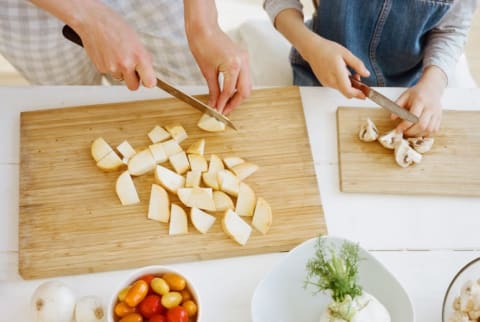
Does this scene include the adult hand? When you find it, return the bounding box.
[394,66,446,137]
[188,27,251,115]
[70,1,157,90]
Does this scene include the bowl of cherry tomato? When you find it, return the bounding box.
[108,265,200,322]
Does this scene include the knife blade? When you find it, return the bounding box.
[349,76,419,124]
[61,24,237,130]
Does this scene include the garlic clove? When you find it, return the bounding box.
[407,137,434,154]
[379,129,403,150]
[359,118,379,142]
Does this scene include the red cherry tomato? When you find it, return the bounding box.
[166,306,188,322]
[139,294,164,318]
[149,315,167,322]
[140,274,156,294]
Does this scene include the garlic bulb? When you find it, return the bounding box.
[31,281,76,322]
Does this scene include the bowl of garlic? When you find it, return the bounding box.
[442,257,480,322]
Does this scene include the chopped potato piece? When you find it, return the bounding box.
[147,184,170,223]
[128,149,156,176]
[149,143,168,164]
[223,157,244,169]
[154,165,185,193]
[91,137,114,162]
[235,182,256,217]
[231,162,259,181]
[115,170,140,205]
[177,187,215,211]
[161,139,183,157]
[187,139,205,155]
[169,204,188,235]
[97,150,125,172]
[185,170,202,188]
[217,170,240,197]
[197,113,226,132]
[165,124,188,143]
[188,154,208,172]
[222,209,252,246]
[148,125,171,143]
[213,191,234,211]
[190,207,216,234]
[252,197,272,234]
[116,140,136,160]
[169,151,190,175]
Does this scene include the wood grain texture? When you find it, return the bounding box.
[19,86,326,279]
[337,107,480,196]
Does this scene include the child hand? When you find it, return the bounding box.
[394,66,447,137]
[302,37,370,99]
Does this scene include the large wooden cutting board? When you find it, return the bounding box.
[337,106,480,196]
[19,86,326,279]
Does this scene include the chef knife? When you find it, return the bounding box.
[349,76,419,124]
[62,25,237,130]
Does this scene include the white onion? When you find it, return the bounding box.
[75,296,106,322]
[31,281,76,322]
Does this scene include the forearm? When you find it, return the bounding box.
[29,0,105,31]
[184,0,219,39]
[423,0,477,84]
[274,9,321,61]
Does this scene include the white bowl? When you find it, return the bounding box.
[442,257,480,322]
[251,236,414,322]
[108,265,201,322]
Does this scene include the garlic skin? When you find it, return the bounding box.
[358,118,379,142]
[394,139,422,168]
[75,296,105,322]
[407,137,434,154]
[319,292,390,322]
[378,130,402,150]
[31,281,76,322]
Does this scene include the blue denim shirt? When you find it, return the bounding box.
[290,0,453,87]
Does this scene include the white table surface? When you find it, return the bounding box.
[1,85,480,322]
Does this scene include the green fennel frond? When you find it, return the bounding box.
[304,237,362,302]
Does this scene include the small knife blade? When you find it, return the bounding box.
[349,76,419,124]
[61,24,236,130]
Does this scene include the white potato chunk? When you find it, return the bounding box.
[186,139,205,155]
[116,140,136,160]
[169,151,190,175]
[197,113,226,132]
[115,171,140,205]
[252,197,272,234]
[177,187,215,211]
[222,209,252,246]
[147,184,170,223]
[217,170,240,197]
[235,182,256,217]
[148,125,171,143]
[96,150,125,172]
[128,149,156,176]
[190,207,216,234]
[91,137,114,162]
[231,162,259,181]
[165,124,188,143]
[161,139,183,157]
[188,154,208,172]
[213,191,234,211]
[154,165,185,193]
[223,156,245,169]
[185,170,202,188]
[169,204,188,235]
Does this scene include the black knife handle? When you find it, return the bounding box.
[62,25,84,47]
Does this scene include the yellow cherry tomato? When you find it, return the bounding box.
[162,273,186,291]
[161,291,183,309]
[119,313,143,322]
[117,286,130,302]
[151,277,170,296]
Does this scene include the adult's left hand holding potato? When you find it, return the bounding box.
[185,0,252,115]
[394,66,447,137]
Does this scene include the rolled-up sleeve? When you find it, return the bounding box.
[263,0,304,24]
[423,0,477,84]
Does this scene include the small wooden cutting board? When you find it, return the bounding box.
[19,87,326,279]
[337,106,480,197]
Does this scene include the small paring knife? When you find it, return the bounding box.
[349,76,419,124]
[61,25,237,130]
